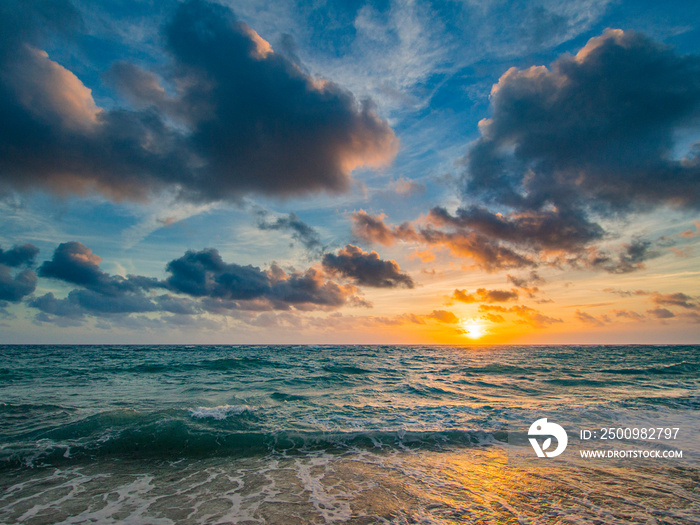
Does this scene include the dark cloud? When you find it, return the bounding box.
[352,210,661,274]
[452,288,518,303]
[613,309,645,321]
[351,211,396,247]
[646,308,675,319]
[417,229,537,271]
[603,288,649,297]
[650,292,698,310]
[0,266,37,302]
[580,239,660,274]
[0,0,80,57]
[679,312,700,324]
[507,271,544,298]
[165,249,362,308]
[448,29,700,268]
[267,265,358,308]
[351,211,535,271]
[507,271,545,289]
[605,289,698,312]
[256,211,323,253]
[29,242,368,325]
[30,292,84,320]
[33,243,192,322]
[322,245,414,288]
[429,206,604,253]
[353,30,700,275]
[39,242,162,295]
[0,0,397,202]
[465,29,700,213]
[31,289,157,317]
[0,244,39,267]
[165,249,270,300]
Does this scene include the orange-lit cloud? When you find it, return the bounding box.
[681,220,700,238]
[10,46,102,131]
[452,288,518,303]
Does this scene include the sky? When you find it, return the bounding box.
[1,0,699,344]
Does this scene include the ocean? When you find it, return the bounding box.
[0,345,698,524]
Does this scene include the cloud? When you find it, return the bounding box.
[425,310,459,324]
[351,210,398,247]
[649,292,698,310]
[681,220,700,238]
[580,239,660,274]
[322,244,414,288]
[453,30,700,263]
[510,305,563,328]
[351,30,700,275]
[604,288,699,311]
[429,205,604,253]
[481,312,505,323]
[679,312,700,324]
[478,305,508,313]
[39,242,162,295]
[603,288,649,297]
[32,289,157,317]
[0,0,398,202]
[165,249,270,300]
[646,308,675,319]
[388,177,425,196]
[31,242,369,325]
[575,309,607,327]
[478,303,562,328]
[0,243,39,267]
[613,309,645,321]
[351,211,535,271]
[507,271,545,297]
[452,288,518,303]
[256,211,323,253]
[507,271,545,289]
[0,266,37,303]
[465,29,700,213]
[165,249,364,309]
[10,46,102,132]
[0,241,40,305]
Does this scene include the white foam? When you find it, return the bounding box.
[188,405,251,420]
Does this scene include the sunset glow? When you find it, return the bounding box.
[1,2,699,523]
[462,320,487,340]
[0,0,698,345]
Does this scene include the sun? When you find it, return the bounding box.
[462,319,487,339]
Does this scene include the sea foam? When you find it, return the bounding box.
[188,405,252,420]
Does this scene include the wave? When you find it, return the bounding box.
[270,392,306,402]
[103,356,283,375]
[322,364,374,375]
[0,402,77,414]
[601,361,699,376]
[620,394,700,410]
[189,405,253,420]
[0,408,504,469]
[459,364,549,376]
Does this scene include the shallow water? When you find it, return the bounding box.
[0,345,698,523]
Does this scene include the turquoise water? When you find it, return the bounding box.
[0,345,698,523]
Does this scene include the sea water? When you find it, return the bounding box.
[0,345,698,524]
